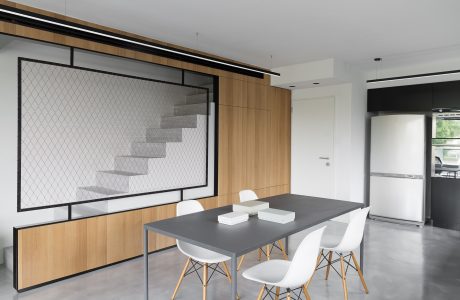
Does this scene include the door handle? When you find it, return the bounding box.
[319,157,330,160]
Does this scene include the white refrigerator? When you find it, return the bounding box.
[369,115,425,223]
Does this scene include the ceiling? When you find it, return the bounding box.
[11,0,460,70]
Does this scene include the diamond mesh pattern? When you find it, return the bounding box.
[20,60,208,209]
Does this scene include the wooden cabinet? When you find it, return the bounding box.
[218,105,247,195]
[246,108,270,190]
[219,77,247,107]
[268,87,291,186]
[432,81,460,109]
[247,82,268,109]
[367,84,432,112]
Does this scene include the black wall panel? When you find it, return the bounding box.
[432,81,460,109]
[367,84,432,112]
[431,177,460,231]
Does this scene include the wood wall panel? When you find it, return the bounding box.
[246,108,270,190]
[247,82,268,110]
[268,87,291,187]
[106,210,144,264]
[219,77,248,107]
[86,217,107,269]
[155,204,177,249]
[218,105,247,195]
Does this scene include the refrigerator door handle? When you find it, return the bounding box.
[370,172,424,180]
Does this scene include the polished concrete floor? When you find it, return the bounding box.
[1,220,459,299]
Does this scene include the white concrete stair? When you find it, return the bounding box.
[146,128,182,142]
[96,170,144,192]
[174,103,207,116]
[161,115,197,129]
[77,186,123,201]
[186,92,211,104]
[115,156,150,174]
[131,142,166,157]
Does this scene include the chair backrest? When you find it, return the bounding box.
[176,200,204,257]
[276,226,325,289]
[335,207,370,252]
[239,189,258,202]
[176,199,203,216]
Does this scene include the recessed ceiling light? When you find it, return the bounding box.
[313,82,319,85]
[374,57,382,62]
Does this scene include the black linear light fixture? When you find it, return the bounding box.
[0,4,280,78]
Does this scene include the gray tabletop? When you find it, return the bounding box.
[145,194,363,257]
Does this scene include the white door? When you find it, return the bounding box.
[291,97,335,198]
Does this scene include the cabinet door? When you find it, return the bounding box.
[432,81,460,109]
[246,108,270,190]
[268,87,291,186]
[219,77,247,107]
[247,82,268,109]
[368,84,432,112]
[218,105,247,195]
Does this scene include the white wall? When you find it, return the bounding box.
[293,84,352,201]
[0,37,216,264]
[291,80,367,223]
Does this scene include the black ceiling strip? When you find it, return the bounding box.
[0,4,280,78]
[367,69,460,83]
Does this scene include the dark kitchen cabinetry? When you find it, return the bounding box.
[431,177,460,231]
[367,84,432,112]
[432,81,460,109]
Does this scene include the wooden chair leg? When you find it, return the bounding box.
[277,240,289,260]
[340,256,348,300]
[171,258,191,300]
[325,251,333,280]
[266,245,271,260]
[257,285,265,300]
[222,261,232,282]
[351,251,369,294]
[305,249,322,289]
[302,284,311,300]
[203,263,208,300]
[237,255,245,271]
[258,248,262,261]
[275,287,280,300]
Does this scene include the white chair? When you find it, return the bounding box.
[237,190,288,271]
[172,200,236,300]
[243,226,326,300]
[312,207,370,300]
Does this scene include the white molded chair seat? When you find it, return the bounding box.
[242,260,290,286]
[243,227,325,299]
[177,241,230,264]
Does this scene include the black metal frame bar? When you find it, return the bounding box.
[182,260,228,285]
[0,4,279,78]
[367,69,460,83]
[17,56,215,212]
[262,285,304,300]
[259,241,284,257]
[315,251,358,279]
